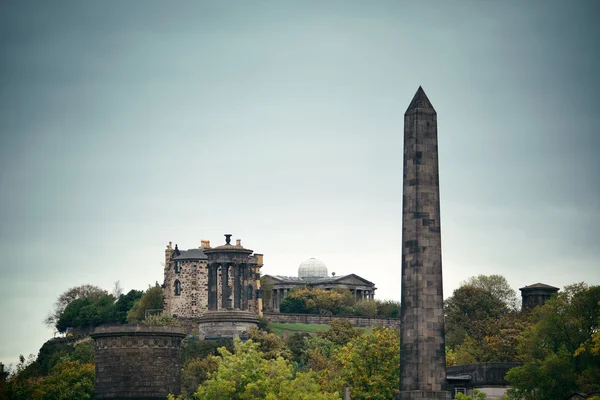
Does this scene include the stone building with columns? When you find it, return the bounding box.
[163,234,263,319]
[262,258,376,311]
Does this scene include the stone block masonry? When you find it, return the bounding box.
[91,325,186,399]
[399,87,450,399]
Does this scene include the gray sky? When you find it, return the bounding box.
[1,1,598,367]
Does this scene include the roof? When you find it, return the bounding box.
[172,248,208,261]
[519,283,559,291]
[264,273,375,287]
[405,86,435,113]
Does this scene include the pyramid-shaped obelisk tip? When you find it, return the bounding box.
[406,86,435,113]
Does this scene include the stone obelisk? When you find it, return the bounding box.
[398,87,450,399]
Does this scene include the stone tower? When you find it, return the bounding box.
[399,87,450,399]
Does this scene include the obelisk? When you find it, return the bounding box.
[399,87,450,399]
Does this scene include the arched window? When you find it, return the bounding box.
[174,280,181,296]
[175,261,181,274]
[248,285,253,300]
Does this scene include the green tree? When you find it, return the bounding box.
[353,299,377,317]
[463,274,519,310]
[444,285,507,349]
[337,327,400,400]
[376,299,400,318]
[180,355,219,398]
[317,319,361,346]
[114,289,143,324]
[44,285,107,330]
[193,339,338,400]
[127,285,164,322]
[247,328,291,360]
[55,294,116,332]
[456,390,486,400]
[506,283,600,400]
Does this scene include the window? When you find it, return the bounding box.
[248,285,253,300]
[174,280,181,296]
[192,265,197,273]
[175,261,181,274]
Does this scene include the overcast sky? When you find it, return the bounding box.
[1,1,599,367]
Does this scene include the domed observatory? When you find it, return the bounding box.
[298,258,328,280]
[263,257,377,311]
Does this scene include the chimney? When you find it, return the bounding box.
[200,240,211,248]
[236,239,241,247]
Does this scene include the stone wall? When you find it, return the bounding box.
[263,312,401,328]
[91,325,186,399]
[164,258,209,318]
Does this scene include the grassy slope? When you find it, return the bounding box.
[269,323,330,336]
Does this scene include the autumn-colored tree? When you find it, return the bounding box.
[463,274,519,310]
[316,319,361,346]
[193,339,338,400]
[247,327,292,360]
[280,288,355,316]
[337,327,400,400]
[506,283,600,400]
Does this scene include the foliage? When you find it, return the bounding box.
[375,299,400,318]
[337,327,400,400]
[445,285,508,349]
[9,360,94,400]
[56,294,116,332]
[114,289,143,324]
[352,299,378,317]
[316,319,361,346]
[454,312,529,364]
[506,283,600,400]
[126,284,164,323]
[456,390,486,400]
[193,339,338,400]
[44,284,108,330]
[247,328,292,360]
[257,317,272,333]
[463,274,519,310]
[285,333,311,365]
[181,336,233,365]
[260,278,274,311]
[142,312,178,326]
[180,355,219,398]
[269,323,329,337]
[280,288,355,316]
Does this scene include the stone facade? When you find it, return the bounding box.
[399,87,450,399]
[447,362,522,399]
[519,283,559,310]
[263,312,401,329]
[90,325,186,399]
[163,236,262,319]
[264,273,376,311]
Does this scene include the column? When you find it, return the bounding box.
[241,265,249,310]
[208,264,218,310]
[221,264,230,309]
[234,264,241,309]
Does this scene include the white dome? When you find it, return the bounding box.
[298,258,328,279]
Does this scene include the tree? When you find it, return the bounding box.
[463,274,519,310]
[193,339,338,400]
[114,289,143,324]
[317,319,361,346]
[55,294,116,332]
[260,278,274,311]
[506,284,600,400]
[126,285,164,323]
[247,328,291,360]
[44,285,107,329]
[353,299,377,317]
[279,288,355,316]
[444,285,508,349]
[336,327,400,400]
[376,299,400,318]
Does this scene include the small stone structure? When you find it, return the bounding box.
[519,283,559,310]
[90,325,186,399]
[198,310,259,340]
[163,234,263,319]
[447,362,522,399]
